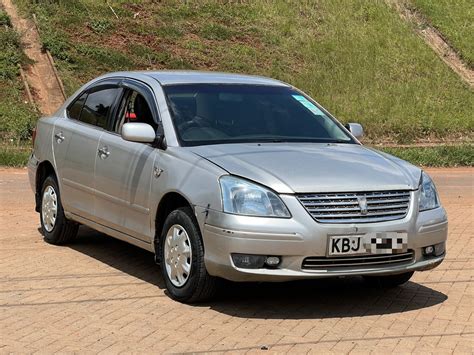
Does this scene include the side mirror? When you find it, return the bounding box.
[346,123,364,139]
[121,122,156,143]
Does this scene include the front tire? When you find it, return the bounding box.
[159,207,218,303]
[364,271,414,288]
[40,175,78,245]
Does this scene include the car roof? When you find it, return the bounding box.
[105,70,289,87]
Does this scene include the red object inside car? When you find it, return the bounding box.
[126,112,137,120]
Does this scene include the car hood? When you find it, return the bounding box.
[188,143,421,194]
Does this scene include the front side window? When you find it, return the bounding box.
[164,84,354,146]
[114,90,157,133]
[80,88,120,128]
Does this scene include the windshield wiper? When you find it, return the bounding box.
[240,137,287,143]
[253,138,352,144]
[327,139,352,144]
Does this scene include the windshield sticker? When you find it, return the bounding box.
[292,95,325,116]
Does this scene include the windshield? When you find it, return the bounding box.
[163,84,355,146]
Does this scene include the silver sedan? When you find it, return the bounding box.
[28,71,447,302]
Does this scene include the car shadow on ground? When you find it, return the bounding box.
[68,226,447,320]
[209,278,447,319]
[68,226,165,289]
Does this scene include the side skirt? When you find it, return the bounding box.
[67,212,155,253]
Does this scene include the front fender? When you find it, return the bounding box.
[149,147,227,241]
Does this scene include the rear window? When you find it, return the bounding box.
[67,92,87,120]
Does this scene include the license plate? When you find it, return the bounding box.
[328,232,408,256]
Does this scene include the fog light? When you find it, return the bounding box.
[265,256,281,267]
[232,254,265,269]
[424,245,435,255]
[434,242,446,256]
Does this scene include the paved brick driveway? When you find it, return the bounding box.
[0,168,472,353]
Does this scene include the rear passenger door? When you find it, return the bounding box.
[93,80,159,242]
[57,81,122,221]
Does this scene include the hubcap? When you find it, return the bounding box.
[164,224,192,287]
[41,185,58,232]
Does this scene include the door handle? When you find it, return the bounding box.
[98,146,110,159]
[54,132,65,144]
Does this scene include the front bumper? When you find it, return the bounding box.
[197,192,448,282]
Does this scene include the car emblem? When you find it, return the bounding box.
[357,196,368,215]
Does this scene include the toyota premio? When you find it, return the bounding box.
[28,71,448,302]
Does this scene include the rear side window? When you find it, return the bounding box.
[67,92,87,120]
[78,88,119,128]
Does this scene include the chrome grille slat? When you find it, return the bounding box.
[313,210,406,218]
[367,203,408,210]
[308,203,409,213]
[315,215,406,223]
[297,190,411,223]
[298,191,410,200]
[303,201,360,207]
[309,207,365,213]
[302,251,415,269]
[365,198,410,204]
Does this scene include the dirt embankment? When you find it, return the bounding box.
[386,0,474,88]
[1,0,65,115]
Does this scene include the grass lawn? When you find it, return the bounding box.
[411,0,474,68]
[12,0,473,144]
[379,144,474,167]
[0,144,30,167]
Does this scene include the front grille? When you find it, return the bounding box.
[297,190,411,223]
[302,250,415,270]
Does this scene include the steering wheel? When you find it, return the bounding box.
[178,115,213,132]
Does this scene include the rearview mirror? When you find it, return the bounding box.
[121,122,156,143]
[346,123,364,139]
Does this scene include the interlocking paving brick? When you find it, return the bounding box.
[0,167,472,353]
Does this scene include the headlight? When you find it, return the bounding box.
[419,172,440,211]
[219,176,291,217]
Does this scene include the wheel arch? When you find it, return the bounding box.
[154,191,195,259]
[35,160,57,212]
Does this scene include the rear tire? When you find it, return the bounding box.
[40,175,78,245]
[364,271,414,288]
[159,207,218,303]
